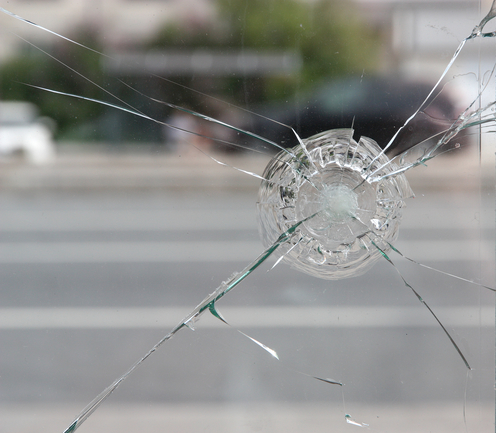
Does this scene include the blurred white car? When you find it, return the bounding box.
[0,101,56,164]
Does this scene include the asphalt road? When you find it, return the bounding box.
[0,155,494,433]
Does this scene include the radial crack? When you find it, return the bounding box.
[370,239,472,370]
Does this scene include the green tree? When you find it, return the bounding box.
[151,0,379,101]
[0,31,106,139]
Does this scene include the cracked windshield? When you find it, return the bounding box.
[0,0,495,432]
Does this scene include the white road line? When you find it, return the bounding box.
[392,240,494,262]
[0,209,257,231]
[0,209,493,232]
[0,241,262,263]
[0,240,492,263]
[0,306,492,329]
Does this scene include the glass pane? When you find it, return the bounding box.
[0,1,494,432]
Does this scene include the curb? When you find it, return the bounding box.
[0,147,493,192]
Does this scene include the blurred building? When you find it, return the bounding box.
[0,0,215,60]
[0,0,489,75]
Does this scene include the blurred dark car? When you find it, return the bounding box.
[249,75,469,157]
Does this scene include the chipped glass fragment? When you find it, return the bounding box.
[345,413,370,428]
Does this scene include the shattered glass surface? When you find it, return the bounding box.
[0,1,495,432]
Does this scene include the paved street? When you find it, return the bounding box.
[0,148,494,433]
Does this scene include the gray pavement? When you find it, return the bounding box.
[0,146,494,433]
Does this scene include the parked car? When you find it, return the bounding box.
[0,101,56,164]
[249,75,470,156]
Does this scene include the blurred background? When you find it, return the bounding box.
[0,1,494,432]
[0,0,487,150]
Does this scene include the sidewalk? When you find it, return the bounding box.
[0,143,493,192]
[1,401,493,433]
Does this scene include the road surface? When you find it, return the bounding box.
[0,151,494,433]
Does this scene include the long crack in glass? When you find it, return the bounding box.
[1,2,495,432]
